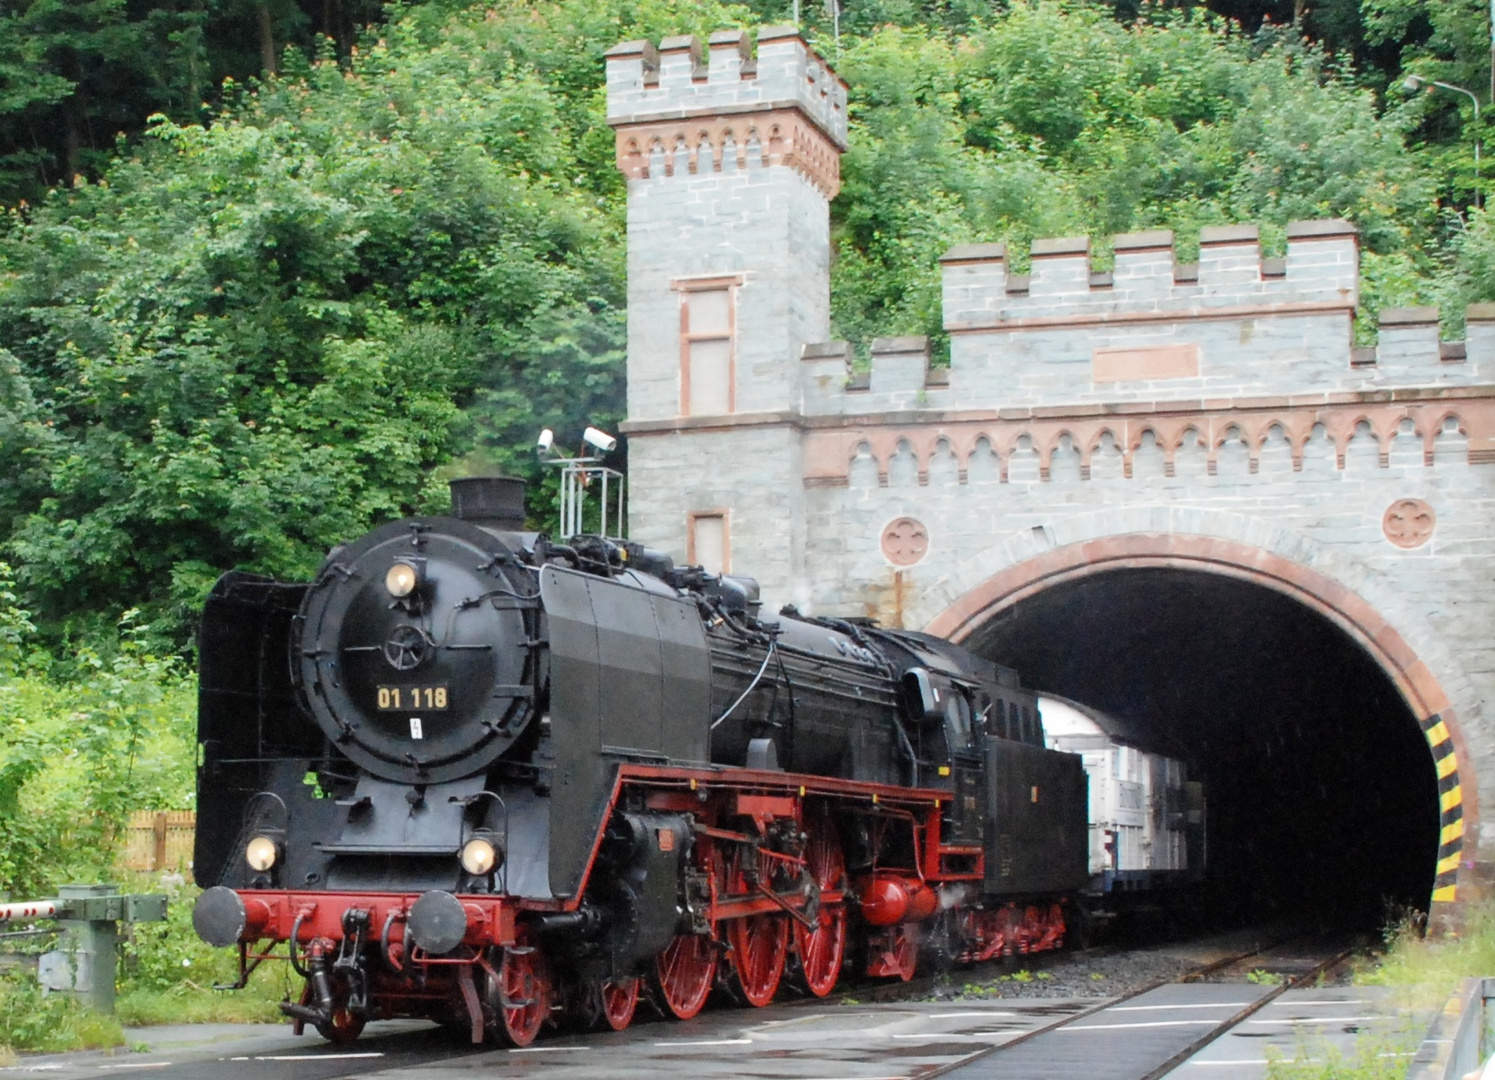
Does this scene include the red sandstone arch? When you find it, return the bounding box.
[925,531,1477,920]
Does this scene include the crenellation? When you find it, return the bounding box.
[1029,237,1091,296]
[707,29,753,76]
[868,336,930,397]
[941,219,1359,339]
[656,35,705,87]
[605,27,848,149]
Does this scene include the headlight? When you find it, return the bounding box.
[245,836,279,872]
[385,561,419,598]
[460,837,499,876]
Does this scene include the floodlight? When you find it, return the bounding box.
[583,426,617,453]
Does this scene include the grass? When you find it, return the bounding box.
[114,983,291,1027]
[1263,1025,1426,1080]
[1261,907,1495,1080]
[0,977,125,1054]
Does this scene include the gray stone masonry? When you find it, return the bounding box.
[605,28,848,149]
[625,165,832,420]
[609,28,1495,917]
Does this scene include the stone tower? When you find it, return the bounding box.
[607,27,848,601]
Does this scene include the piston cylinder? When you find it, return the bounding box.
[856,874,939,926]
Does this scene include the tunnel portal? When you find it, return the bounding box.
[965,567,1441,930]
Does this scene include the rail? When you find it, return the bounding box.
[0,883,167,1013]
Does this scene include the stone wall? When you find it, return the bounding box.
[608,27,1494,917]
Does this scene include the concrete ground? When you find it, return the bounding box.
[0,985,1427,1080]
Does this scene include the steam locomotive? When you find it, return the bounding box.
[191,477,1090,1045]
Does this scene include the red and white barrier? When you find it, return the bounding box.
[0,899,58,921]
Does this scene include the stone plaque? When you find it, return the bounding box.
[881,517,929,567]
[1092,343,1200,383]
[1383,499,1436,549]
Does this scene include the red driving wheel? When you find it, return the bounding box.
[792,815,847,997]
[653,932,718,1020]
[599,976,640,1031]
[496,943,551,1047]
[724,842,789,1007]
[726,911,789,1007]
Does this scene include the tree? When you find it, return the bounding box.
[0,0,747,647]
[826,4,1433,352]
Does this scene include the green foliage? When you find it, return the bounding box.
[1360,905,1495,1007]
[1262,1029,1422,1080]
[0,580,194,897]
[1364,0,1491,94]
[115,879,294,1024]
[0,976,123,1053]
[827,4,1435,348]
[0,0,396,205]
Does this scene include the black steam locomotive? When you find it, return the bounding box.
[191,478,1088,1045]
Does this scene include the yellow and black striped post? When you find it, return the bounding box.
[1424,713,1462,904]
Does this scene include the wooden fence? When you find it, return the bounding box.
[122,810,195,872]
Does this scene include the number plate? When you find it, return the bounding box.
[376,686,449,711]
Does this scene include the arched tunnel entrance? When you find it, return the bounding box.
[953,564,1444,932]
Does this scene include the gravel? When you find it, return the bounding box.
[922,945,1203,1000]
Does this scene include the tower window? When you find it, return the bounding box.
[675,275,742,416]
[688,511,729,574]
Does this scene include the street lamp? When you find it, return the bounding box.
[1405,74,1482,209]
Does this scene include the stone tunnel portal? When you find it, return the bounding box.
[962,566,1442,930]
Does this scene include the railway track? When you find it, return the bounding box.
[5,933,1383,1080]
[930,937,1357,1080]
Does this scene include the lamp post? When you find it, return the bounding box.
[1405,74,1482,210]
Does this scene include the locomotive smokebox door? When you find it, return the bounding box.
[540,565,711,897]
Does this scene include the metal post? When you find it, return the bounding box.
[1437,81,1481,209]
[1411,78,1483,209]
[56,884,117,1014]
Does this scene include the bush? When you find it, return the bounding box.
[0,977,123,1054]
[0,563,195,898]
[115,879,294,1026]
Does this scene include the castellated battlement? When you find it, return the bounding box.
[940,220,1357,327]
[605,28,848,145]
[605,28,847,198]
[801,218,1495,419]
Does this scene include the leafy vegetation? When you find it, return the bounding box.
[826,6,1439,354]
[2,0,1494,648]
[0,563,194,898]
[1,0,1494,1049]
[0,977,124,1054]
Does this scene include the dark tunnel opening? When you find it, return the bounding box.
[964,567,1441,934]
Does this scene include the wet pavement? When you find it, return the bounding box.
[0,984,1427,1080]
[1167,986,1430,1077]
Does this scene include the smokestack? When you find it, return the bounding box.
[448,476,527,530]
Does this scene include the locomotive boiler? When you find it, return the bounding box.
[191,477,1089,1045]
